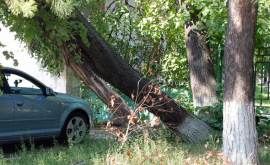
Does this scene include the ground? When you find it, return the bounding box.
[0,125,269,164]
[1,127,119,158]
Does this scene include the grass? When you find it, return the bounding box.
[0,135,222,165]
[0,130,269,165]
[255,84,270,107]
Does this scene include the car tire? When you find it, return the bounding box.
[59,112,89,143]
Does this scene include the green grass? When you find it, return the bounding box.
[0,132,269,165]
[255,84,270,107]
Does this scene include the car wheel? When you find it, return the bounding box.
[59,112,89,143]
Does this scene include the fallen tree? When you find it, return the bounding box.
[52,8,211,141]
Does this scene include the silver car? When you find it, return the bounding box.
[0,67,93,145]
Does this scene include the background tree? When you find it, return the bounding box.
[184,4,219,116]
[223,0,259,164]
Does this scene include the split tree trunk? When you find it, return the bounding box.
[66,5,135,126]
[184,7,219,116]
[72,8,212,141]
[223,0,259,164]
[41,7,212,141]
[63,55,134,125]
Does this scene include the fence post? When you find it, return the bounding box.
[217,44,224,95]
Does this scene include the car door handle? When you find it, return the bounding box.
[17,102,24,106]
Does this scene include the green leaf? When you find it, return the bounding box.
[71,13,76,18]
[13,59,19,66]
[195,107,201,112]
[72,44,76,49]
[70,21,77,29]
[49,30,56,39]
[46,23,53,30]
[82,36,88,45]
[57,40,63,46]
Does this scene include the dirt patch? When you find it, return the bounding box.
[89,127,118,139]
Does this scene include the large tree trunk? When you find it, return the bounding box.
[64,56,134,125]
[71,8,212,141]
[185,7,219,116]
[40,7,212,141]
[223,0,259,164]
[67,5,135,126]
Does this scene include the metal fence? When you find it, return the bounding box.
[254,47,270,108]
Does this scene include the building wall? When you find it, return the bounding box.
[66,66,80,97]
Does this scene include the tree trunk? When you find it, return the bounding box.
[185,7,219,116]
[66,6,135,126]
[71,7,212,141]
[40,7,212,141]
[63,53,134,125]
[223,0,259,164]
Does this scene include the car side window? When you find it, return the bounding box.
[5,73,44,95]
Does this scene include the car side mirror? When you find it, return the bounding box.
[45,87,54,96]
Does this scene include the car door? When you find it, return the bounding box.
[0,76,14,141]
[6,72,60,139]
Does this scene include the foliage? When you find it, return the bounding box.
[4,0,38,18]
[1,0,270,86]
[74,0,187,86]
[166,86,194,113]
[260,145,270,164]
[2,50,19,66]
[84,0,270,87]
[195,83,224,133]
[161,48,189,85]
[256,106,270,136]
[0,0,90,76]
[79,82,104,126]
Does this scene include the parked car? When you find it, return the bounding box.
[0,67,93,145]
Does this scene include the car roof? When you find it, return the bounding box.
[2,67,47,88]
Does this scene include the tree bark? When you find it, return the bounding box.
[223,0,259,164]
[185,7,219,116]
[63,52,134,125]
[65,5,135,126]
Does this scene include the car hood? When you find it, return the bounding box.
[55,93,88,105]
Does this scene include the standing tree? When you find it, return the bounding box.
[184,5,219,115]
[223,0,259,164]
